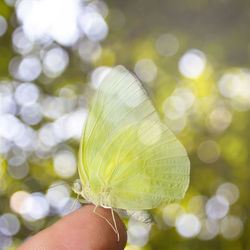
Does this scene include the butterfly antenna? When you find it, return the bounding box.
[93,206,119,241]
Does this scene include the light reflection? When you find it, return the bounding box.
[220,216,243,240]
[162,87,195,121]
[36,108,87,154]
[7,156,29,179]
[4,0,16,6]
[0,213,20,236]
[17,56,42,82]
[43,47,69,78]
[207,106,232,134]
[15,0,110,45]
[156,33,179,57]
[50,108,87,143]
[9,56,22,80]
[198,218,219,240]
[0,81,13,94]
[197,140,220,164]
[65,109,87,140]
[20,103,42,125]
[15,82,40,106]
[59,88,77,112]
[179,49,206,79]
[16,0,80,46]
[51,116,70,143]
[134,59,157,83]
[59,86,77,101]
[172,87,195,110]
[164,116,187,134]
[187,195,207,218]
[0,94,17,115]
[218,70,250,111]
[0,16,7,36]
[41,96,65,120]
[14,125,35,149]
[78,7,108,41]
[127,218,151,247]
[206,196,229,220]
[21,193,49,221]
[162,203,185,226]
[0,137,11,154]
[10,191,30,214]
[78,39,102,63]
[59,198,81,217]
[0,233,12,249]
[38,123,57,148]
[218,73,242,99]
[0,114,25,141]
[88,0,109,18]
[176,214,201,238]
[46,183,70,211]
[53,150,77,178]
[91,66,112,89]
[216,183,239,205]
[0,79,87,158]
[163,96,186,120]
[12,27,34,55]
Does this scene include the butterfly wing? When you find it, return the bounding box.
[79,66,190,209]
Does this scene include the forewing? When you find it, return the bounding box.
[79,66,154,192]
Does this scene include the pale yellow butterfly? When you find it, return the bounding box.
[73,65,190,240]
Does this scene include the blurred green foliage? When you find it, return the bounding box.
[0,0,250,249]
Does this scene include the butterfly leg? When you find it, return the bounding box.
[70,193,79,212]
[93,205,119,241]
[79,199,91,204]
[111,207,120,242]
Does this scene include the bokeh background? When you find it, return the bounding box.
[0,0,250,249]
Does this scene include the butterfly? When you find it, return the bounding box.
[73,66,190,241]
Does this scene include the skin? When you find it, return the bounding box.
[17,205,127,250]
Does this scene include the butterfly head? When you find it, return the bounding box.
[72,179,112,207]
[72,179,82,195]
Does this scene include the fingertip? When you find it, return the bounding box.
[18,205,127,250]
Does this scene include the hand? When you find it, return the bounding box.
[17,205,127,250]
